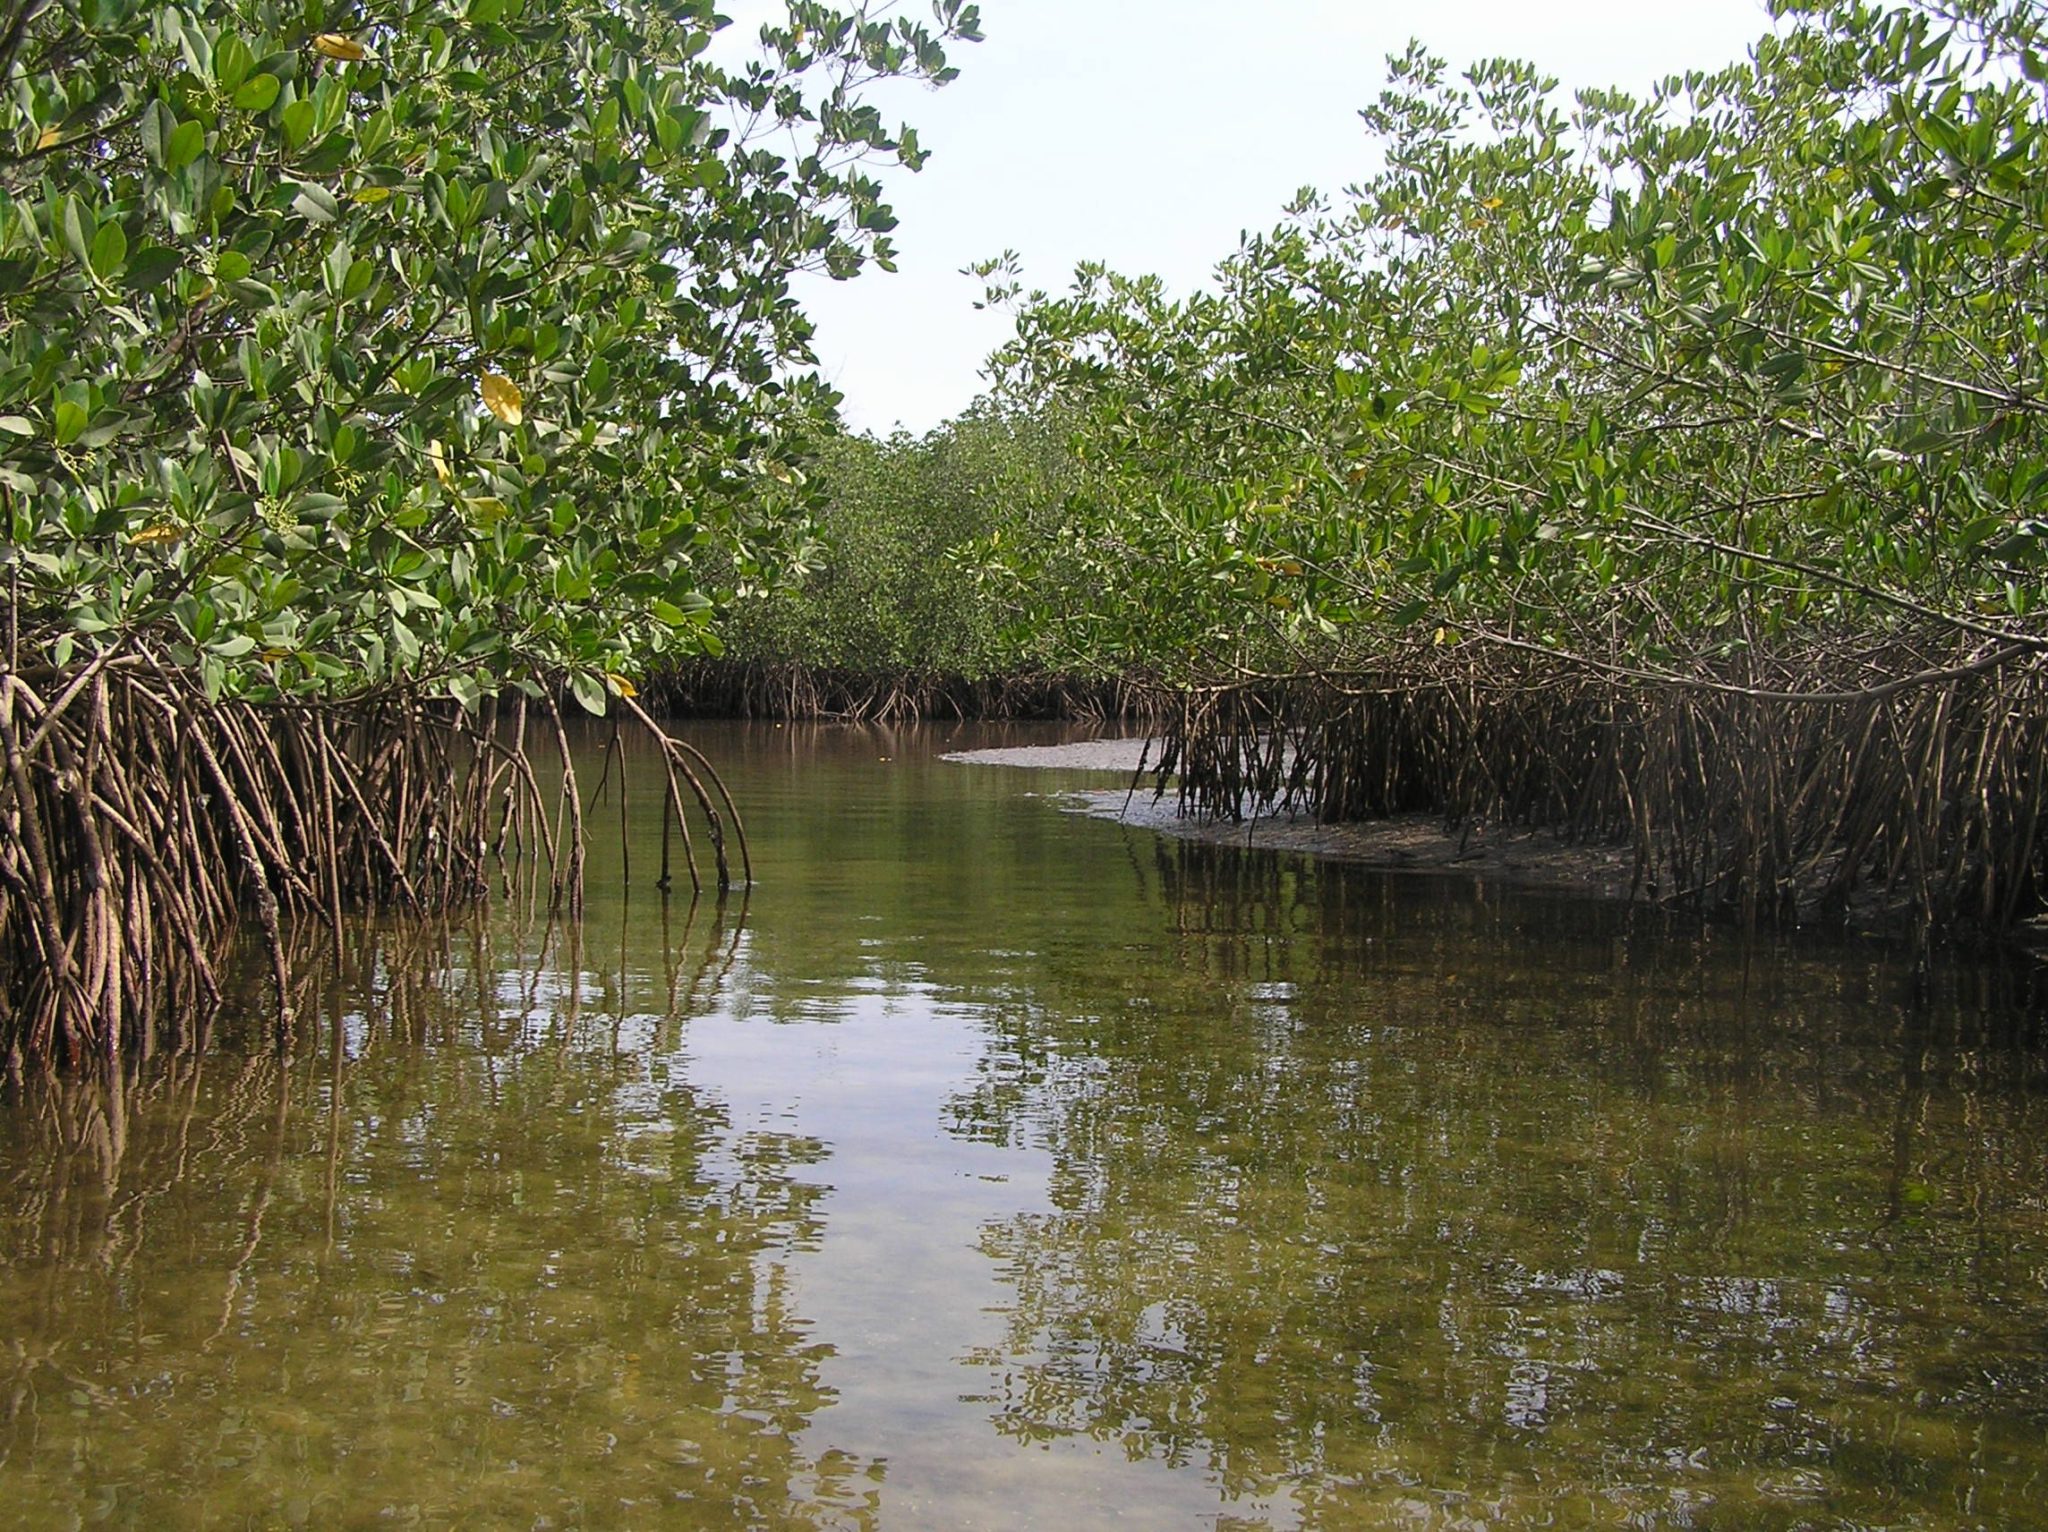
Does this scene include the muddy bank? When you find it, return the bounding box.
[943,737,1638,900]
[940,737,1159,773]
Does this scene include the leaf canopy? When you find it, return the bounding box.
[0,0,982,706]
[982,0,2048,691]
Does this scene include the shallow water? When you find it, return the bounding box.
[4,720,2048,1529]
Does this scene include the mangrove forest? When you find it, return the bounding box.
[5,0,2048,1524]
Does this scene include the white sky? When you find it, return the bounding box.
[762,0,1780,434]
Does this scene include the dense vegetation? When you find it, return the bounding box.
[0,0,980,1062]
[6,0,2047,1064]
[965,0,2048,935]
[644,406,1149,718]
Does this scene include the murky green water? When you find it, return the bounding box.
[5,721,2048,1529]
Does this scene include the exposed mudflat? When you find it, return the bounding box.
[940,737,1160,773]
[944,735,1637,900]
[1069,790,1638,899]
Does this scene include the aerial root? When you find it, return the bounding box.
[0,665,745,1068]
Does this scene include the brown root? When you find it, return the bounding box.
[0,666,743,1069]
[1150,636,2048,939]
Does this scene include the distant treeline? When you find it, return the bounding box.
[645,407,1154,719]
[642,662,1152,722]
[672,0,2048,938]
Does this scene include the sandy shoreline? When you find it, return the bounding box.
[940,737,1160,773]
[943,736,1638,900]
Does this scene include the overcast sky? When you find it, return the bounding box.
[764,0,1779,434]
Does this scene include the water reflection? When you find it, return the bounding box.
[950,838,2048,1528]
[0,913,879,1529]
[1,722,2045,1529]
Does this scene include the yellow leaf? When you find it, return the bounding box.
[129,524,183,546]
[313,33,366,61]
[481,372,524,426]
[426,439,454,488]
[605,673,638,699]
[1480,196,1504,210]
[350,185,393,204]
[35,126,61,151]
[260,646,293,663]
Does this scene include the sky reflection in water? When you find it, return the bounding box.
[2,720,2046,1529]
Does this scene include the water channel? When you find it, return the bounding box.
[3,721,2047,1528]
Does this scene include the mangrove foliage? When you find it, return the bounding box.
[646,406,1154,719]
[0,0,983,1064]
[976,0,2048,934]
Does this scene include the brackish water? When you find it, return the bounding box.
[5,721,2048,1529]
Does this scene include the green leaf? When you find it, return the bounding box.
[214,34,253,94]
[121,245,183,289]
[357,109,392,156]
[52,400,87,445]
[569,671,607,715]
[323,239,353,295]
[58,197,91,264]
[390,618,420,664]
[140,101,174,169]
[166,119,205,170]
[233,73,281,112]
[89,221,127,279]
[291,182,341,225]
[280,98,315,148]
[1957,515,2004,552]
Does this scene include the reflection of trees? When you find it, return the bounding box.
[952,839,2048,1528]
[0,911,880,1529]
[9,725,2045,1526]
[623,721,1162,1027]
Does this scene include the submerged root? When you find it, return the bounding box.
[0,665,744,1070]
[1155,636,2048,938]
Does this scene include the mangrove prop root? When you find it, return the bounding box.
[1153,636,2047,938]
[618,694,750,892]
[0,666,740,1068]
